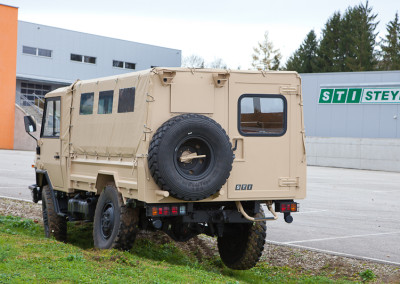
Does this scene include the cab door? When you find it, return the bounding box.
[228,79,292,199]
[40,97,64,189]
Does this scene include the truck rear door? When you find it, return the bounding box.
[227,73,297,199]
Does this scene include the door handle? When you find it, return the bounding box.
[54,155,60,159]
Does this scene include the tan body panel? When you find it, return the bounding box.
[40,68,306,204]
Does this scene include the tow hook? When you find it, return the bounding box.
[284,212,293,223]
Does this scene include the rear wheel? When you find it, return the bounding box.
[217,209,266,270]
[93,184,139,250]
[42,185,67,242]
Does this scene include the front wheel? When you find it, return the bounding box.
[42,185,67,242]
[217,209,266,270]
[93,184,138,250]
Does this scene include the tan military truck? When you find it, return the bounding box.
[24,67,306,270]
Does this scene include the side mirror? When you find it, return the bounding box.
[24,115,37,133]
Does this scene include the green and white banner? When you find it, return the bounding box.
[319,88,400,104]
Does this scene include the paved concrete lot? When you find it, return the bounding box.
[1,149,399,265]
[0,150,35,201]
[266,166,400,266]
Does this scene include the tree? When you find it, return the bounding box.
[379,12,400,70]
[207,58,227,69]
[182,54,205,68]
[286,30,319,73]
[341,1,379,71]
[317,11,344,72]
[251,32,282,70]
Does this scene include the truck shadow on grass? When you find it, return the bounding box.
[67,222,218,268]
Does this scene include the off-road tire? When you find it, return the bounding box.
[217,209,266,270]
[148,114,233,201]
[93,184,139,250]
[42,185,67,242]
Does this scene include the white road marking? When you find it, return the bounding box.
[0,195,33,203]
[284,231,400,244]
[266,240,400,266]
[0,169,15,171]
[0,186,25,189]
[297,209,328,214]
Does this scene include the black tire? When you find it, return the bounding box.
[93,184,138,250]
[42,185,67,242]
[217,209,266,270]
[148,114,233,201]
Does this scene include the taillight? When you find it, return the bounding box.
[147,204,187,217]
[279,202,299,212]
[179,205,186,215]
[163,206,169,216]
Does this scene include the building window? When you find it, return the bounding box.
[113,60,124,68]
[124,62,136,70]
[118,88,135,113]
[71,53,96,64]
[113,60,136,70]
[79,92,94,115]
[98,91,114,114]
[20,82,51,107]
[22,45,52,58]
[41,97,61,138]
[238,95,287,136]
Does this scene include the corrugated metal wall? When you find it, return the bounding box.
[16,21,181,83]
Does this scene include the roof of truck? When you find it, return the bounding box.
[45,67,299,98]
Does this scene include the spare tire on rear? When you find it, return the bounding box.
[148,114,233,201]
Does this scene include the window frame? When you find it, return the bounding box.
[237,94,287,137]
[98,90,114,114]
[79,92,94,115]
[117,87,135,113]
[22,45,52,58]
[70,53,97,64]
[112,60,136,70]
[40,96,61,139]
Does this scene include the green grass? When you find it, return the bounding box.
[0,215,353,283]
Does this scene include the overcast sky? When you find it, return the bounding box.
[3,0,398,69]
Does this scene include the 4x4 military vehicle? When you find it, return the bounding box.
[25,67,306,270]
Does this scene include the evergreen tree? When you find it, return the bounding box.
[317,12,343,72]
[251,32,282,70]
[341,1,379,71]
[380,12,400,70]
[286,30,319,73]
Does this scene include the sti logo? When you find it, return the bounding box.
[319,88,400,104]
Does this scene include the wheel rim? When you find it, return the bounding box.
[100,201,115,240]
[173,136,214,181]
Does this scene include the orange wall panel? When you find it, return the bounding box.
[0,5,18,149]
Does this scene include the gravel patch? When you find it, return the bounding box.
[1,197,399,282]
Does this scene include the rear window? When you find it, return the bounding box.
[238,95,287,136]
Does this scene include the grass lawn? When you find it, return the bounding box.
[0,215,359,283]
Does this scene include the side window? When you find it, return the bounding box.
[238,95,286,136]
[118,87,135,113]
[98,90,114,114]
[79,92,94,115]
[42,98,61,137]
